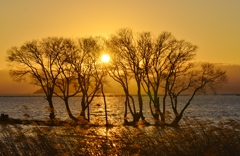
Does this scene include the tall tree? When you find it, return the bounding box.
[168,63,227,126]
[69,37,104,121]
[140,32,175,124]
[48,38,81,121]
[107,47,136,124]
[108,28,147,123]
[159,39,197,124]
[108,28,227,126]
[6,38,65,119]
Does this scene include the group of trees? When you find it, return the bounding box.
[6,28,227,126]
[7,37,105,122]
[107,29,227,126]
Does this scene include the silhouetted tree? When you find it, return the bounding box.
[168,63,227,126]
[108,28,227,126]
[99,63,109,126]
[108,28,147,124]
[107,47,135,124]
[69,37,104,121]
[6,29,228,127]
[159,39,197,124]
[49,38,81,121]
[6,38,66,119]
[140,32,176,124]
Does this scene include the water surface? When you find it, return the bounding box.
[0,95,239,125]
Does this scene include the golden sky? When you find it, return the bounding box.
[0,1,240,94]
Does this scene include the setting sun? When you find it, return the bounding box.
[101,54,110,63]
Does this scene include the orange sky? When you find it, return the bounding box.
[0,1,240,94]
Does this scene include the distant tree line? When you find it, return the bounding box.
[6,28,227,126]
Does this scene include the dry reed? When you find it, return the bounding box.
[0,117,239,156]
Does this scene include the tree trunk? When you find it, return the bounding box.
[124,100,128,119]
[153,96,160,121]
[171,114,183,126]
[160,113,166,124]
[133,112,141,123]
[64,99,77,121]
[80,101,87,120]
[79,106,89,124]
[80,109,86,119]
[47,98,55,120]
[124,112,141,125]
[153,107,160,120]
[101,83,108,125]
[137,82,145,121]
[87,103,90,122]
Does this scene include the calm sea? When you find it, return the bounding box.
[0,95,239,125]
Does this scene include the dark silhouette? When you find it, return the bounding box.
[6,38,65,119]
[69,37,106,121]
[107,28,147,124]
[50,38,81,121]
[0,113,9,121]
[6,28,227,126]
[168,63,227,126]
[107,28,227,126]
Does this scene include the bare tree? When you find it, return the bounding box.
[69,37,104,121]
[157,39,198,124]
[107,48,136,124]
[168,63,227,126]
[108,28,227,126]
[108,28,147,124]
[6,38,65,119]
[98,62,109,125]
[139,32,175,124]
[48,38,81,121]
[6,30,228,127]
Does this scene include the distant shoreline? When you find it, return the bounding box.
[0,93,240,97]
[0,94,126,97]
[0,93,239,97]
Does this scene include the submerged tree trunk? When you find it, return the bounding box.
[80,95,86,119]
[80,105,87,119]
[101,83,108,125]
[137,82,145,121]
[124,112,141,125]
[153,108,160,120]
[133,112,141,123]
[87,104,90,122]
[47,97,55,120]
[64,99,77,121]
[170,114,183,126]
[123,91,129,121]
[123,90,138,125]
[124,101,128,120]
[123,103,128,125]
[160,113,166,124]
[152,96,162,122]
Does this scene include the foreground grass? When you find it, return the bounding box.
[0,117,240,156]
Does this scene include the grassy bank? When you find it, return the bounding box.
[0,117,240,156]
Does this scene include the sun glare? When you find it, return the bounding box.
[101,54,110,63]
